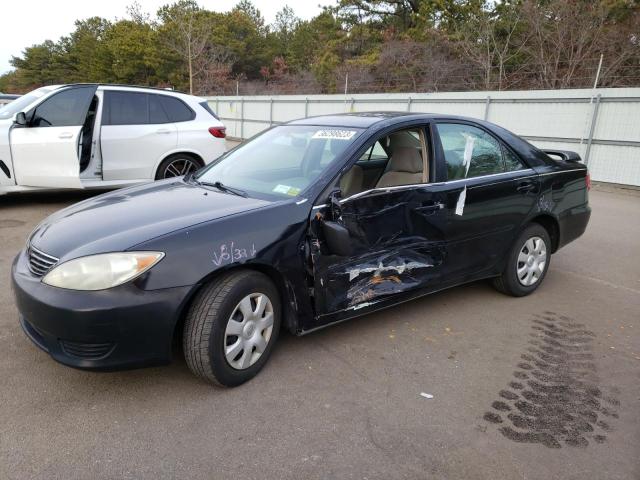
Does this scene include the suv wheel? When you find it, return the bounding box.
[493,224,551,297]
[183,271,281,387]
[156,154,202,180]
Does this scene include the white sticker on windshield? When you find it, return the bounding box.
[312,129,357,141]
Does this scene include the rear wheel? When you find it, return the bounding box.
[183,271,281,387]
[493,224,551,297]
[156,154,203,180]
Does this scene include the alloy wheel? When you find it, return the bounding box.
[516,236,547,286]
[163,158,199,178]
[224,293,274,370]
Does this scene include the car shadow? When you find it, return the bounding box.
[1,190,106,208]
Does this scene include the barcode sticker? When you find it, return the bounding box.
[312,129,357,140]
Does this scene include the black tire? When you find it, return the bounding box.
[493,223,551,297]
[183,270,281,387]
[155,153,203,180]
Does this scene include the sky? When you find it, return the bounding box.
[0,0,332,74]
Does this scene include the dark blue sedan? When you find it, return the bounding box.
[12,112,591,386]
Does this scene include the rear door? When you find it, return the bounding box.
[11,86,97,188]
[100,91,177,181]
[433,121,539,278]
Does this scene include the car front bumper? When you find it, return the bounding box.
[12,249,193,371]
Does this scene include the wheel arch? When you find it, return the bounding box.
[170,263,298,352]
[529,214,560,253]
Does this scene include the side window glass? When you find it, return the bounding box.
[104,92,148,125]
[158,96,194,122]
[436,123,504,180]
[149,94,170,124]
[30,87,95,127]
[340,127,426,197]
[503,147,526,172]
[358,141,389,162]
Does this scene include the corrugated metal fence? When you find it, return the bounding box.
[207,88,640,186]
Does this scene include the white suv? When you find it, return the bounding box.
[0,84,226,194]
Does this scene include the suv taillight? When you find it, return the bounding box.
[208,127,226,139]
[585,172,591,191]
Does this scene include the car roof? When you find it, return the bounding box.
[286,111,482,128]
[51,83,190,96]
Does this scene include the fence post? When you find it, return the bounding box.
[240,97,244,139]
[584,94,601,166]
[269,98,274,126]
[484,96,491,120]
[407,96,412,112]
[304,97,309,118]
[350,98,355,112]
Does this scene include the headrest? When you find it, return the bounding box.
[387,147,423,174]
[389,131,421,149]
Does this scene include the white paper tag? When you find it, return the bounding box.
[312,129,357,140]
[455,186,467,216]
[462,135,475,177]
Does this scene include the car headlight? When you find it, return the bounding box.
[42,252,164,291]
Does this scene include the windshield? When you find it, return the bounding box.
[0,86,54,119]
[195,125,364,199]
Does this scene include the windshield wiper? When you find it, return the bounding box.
[200,180,248,198]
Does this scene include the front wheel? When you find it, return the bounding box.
[493,224,551,297]
[183,271,281,387]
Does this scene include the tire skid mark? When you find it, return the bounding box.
[483,312,620,448]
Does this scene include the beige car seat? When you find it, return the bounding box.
[376,147,423,187]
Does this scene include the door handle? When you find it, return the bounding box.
[517,181,536,193]
[156,129,171,134]
[415,203,445,215]
[58,132,73,139]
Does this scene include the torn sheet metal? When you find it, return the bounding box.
[309,185,447,321]
[316,248,441,313]
[348,259,433,281]
[455,186,467,216]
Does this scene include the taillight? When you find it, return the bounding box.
[585,172,591,191]
[208,127,226,139]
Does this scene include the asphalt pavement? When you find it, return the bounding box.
[0,178,638,479]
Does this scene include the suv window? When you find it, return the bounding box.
[149,94,170,123]
[103,91,148,125]
[158,95,194,122]
[30,87,95,127]
[436,123,507,180]
[199,101,220,120]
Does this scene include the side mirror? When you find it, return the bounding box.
[14,112,27,126]
[322,220,352,257]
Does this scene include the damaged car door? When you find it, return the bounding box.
[309,125,449,325]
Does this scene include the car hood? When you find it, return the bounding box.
[29,179,273,260]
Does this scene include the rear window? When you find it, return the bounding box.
[159,96,194,122]
[199,101,220,120]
